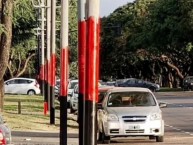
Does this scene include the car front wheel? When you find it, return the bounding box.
[70,106,76,114]
[97,127,103,142]
[156,136,164,142]
[101,130,110,144]
[27,90,35,95]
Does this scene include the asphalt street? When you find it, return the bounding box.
[11,91,193,145]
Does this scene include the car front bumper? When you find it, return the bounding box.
[103,120,164,137]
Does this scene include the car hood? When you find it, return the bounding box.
[107,106,161,116]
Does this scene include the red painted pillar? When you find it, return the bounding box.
[60,0,69,145]
[50,0,56,125]
[39,0,47,116]
[46,0,51,114]
[97,18,101,81]
[84,0,100,145]
[78,0,86,145]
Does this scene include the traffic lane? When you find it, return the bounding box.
[154,91,193,98]
[97,136,193,145]
[155,91,193,105]
[156,91,193,135]
[162,106,193,136]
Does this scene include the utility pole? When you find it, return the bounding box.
[46,0,51,114]
[84,0,100,145]
[50,0,56,125]
[78,0,86,145]
[60,0,69,144]
[32,0,47,115]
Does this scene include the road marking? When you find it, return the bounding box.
[159,100,193,109]
[165,124,193,136]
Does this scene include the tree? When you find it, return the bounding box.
[4,0,37,79]
[0,0,13,111]
[100,0,193,88]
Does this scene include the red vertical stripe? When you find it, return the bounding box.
[47,60,51,84]
[60,48,69,96]
[78,21,86,95]
[50,54,56,87]
[86,16,98,102]
[96,18,100,103]
[45,62,48,82]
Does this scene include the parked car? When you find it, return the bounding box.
[0,115,12,144]
[68,79,78,97]
[116,78,160,92]
[55,79,72,107]
[70,85,115,114]
[4,78,40,95]
[182,76,193,91]
[54,79,61,97]
[69,84,79,113]
[105,81,116,86]
[97,87,165,144]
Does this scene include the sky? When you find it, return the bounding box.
[100,0,135,17]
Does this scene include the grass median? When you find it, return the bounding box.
[2,95,78,133]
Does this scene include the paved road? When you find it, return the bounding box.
[11,91,193,145]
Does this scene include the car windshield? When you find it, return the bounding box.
[107,92,156,107]
[69,81,78,89]
[98,91,107,103]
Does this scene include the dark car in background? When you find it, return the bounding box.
[183,76,193,91]
[116,78,160,92]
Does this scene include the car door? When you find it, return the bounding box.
[4,79,16,94]
[17,79,29,94]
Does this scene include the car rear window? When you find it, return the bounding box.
[107,92,156,107]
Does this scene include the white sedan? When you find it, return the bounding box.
[4,77,41,95]
[97,87,166,144]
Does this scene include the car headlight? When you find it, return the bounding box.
[150,113,162,120]
[107,114,119,121]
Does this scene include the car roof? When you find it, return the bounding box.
[5,77,35,81]
[107,87,152,93]
[70,79,78,82]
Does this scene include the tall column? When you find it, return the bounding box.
[50,0,56,125]
[78,0,86,145]
[46,0,51,113]
[84,0,100,145]
[60,0,69,145]
[39,0,47,115]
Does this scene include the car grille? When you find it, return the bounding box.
[122,116,147,122]
[110,129,119,134]
[125,129,144,133]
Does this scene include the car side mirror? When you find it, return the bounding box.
[159,102,167,108]
[97,103,103,109]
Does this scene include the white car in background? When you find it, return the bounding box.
[69,84,78,113]
[97,87,166,144]
[4,78,40,95]
[68,79,78,97]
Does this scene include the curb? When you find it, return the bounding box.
[12,131,78,138]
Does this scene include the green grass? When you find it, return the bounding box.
[2,95,60,131]
[3,94,78,132]
[4,95,45,114]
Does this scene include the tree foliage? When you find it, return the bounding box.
[100,0,193,87]
[4,0,37,79]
